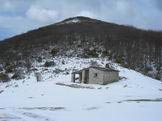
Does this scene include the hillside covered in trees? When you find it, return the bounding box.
[0,16,162,80]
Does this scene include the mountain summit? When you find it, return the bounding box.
[57,16,100,25]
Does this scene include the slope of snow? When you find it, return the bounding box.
[64,18,80,23]
[0,57,162,121]
[57,18,80,25]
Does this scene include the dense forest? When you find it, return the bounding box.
[0,16,162,80]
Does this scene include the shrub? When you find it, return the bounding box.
[87,49,98,58]
[12,69,25,80]
[115,55,125,65]
[44,61,56,67]
[5,64,15,73]
[0,64,3,72]
[0,73,10,83]
[51,48,59,57]
[101,50,108,57]
[37,57,43,63]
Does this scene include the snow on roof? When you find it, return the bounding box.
[91,66,119,72]
[72,66,119,74]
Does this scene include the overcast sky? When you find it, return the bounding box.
[0,0,162,40]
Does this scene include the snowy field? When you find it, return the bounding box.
[0,57,162,121]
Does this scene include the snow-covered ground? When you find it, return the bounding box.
[57,18,80,25]
[0,57,162,121]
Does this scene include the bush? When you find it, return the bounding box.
[16,60,26,68]
[51,48,59,57]
[115,55,125,65]
[101,50,108,57]
[5,64,15,73]
[0,73,10,83]
[37,57,43,63]
[0,65,3,72]
[155,69,162,80]
[87,49,98,58]
[12,69,26,80]
[44,61,56,67]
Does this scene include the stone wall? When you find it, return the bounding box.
[103,71,119,84]
[88,68,119,85]
[88,68,105,84]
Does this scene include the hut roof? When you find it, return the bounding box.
[91,66,119,72]
[72,66,119,74]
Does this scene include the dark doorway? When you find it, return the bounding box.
[84,69,89,84]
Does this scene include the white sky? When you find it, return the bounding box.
[0,0,162,40]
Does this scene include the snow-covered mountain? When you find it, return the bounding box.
[0,57,162,121]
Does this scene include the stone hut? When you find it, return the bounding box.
[71,66,119,85]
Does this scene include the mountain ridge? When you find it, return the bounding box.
[0,16,153,42]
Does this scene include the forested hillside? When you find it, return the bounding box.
[0,16,162,80]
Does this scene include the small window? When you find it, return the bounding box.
[94,73,98,77]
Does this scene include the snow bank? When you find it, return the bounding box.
[0,57,162,121]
